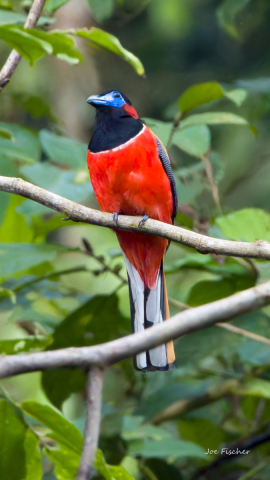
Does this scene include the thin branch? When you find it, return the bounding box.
[1,176,270,260]
[76,367,105,480]
[82,238,127,284]
[151,379,239,425]
[201,151,222,214]
[168,297,270,346]
[0,280,270,379]
[0,0,47,90]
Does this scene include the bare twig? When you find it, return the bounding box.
[0,280,270,379]
[151,379,239,425]
[201,152,222,213]
[0,0,47,90]
[168,297,270,346]
[82,238,127,284]
[76,367,105,480]
[1,176,270,260]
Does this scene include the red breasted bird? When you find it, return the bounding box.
[86,90,178,371]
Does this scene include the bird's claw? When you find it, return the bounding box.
[139,215,149,227]
[113,212,119,225]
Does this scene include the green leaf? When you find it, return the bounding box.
[28,29,83,65]
[44,447,80,480]
[165,253,212,274]
[87,0,115,23]
[178,82,248,115]
[179,82,225,115]
[24,429,43,480]
[0,399,42,480]
[0,127,13,140]
[75,27,145,76]
[180,112,250,129]
[21,401,83,453]
[217,0,250,40]
[0,287,16,303]
[20,162,91,204]
[0,9,55,26]
[215,208,270,242]
[45,0,70,14]
[234,379,270,399]
[0,25,52,65]
[128,438,205,459]
[39,129,87,169]
[187,275,255,307]
[143,118,173,146]
[225,88,247,106]
[0,122,40,164]
[177,418,225,453]
[0,26,82,65]
[173,124,211,157]
[0,337,51,354]
[42,294,129,406]
[0,243,63,278]
[0,156,15,227]
[95,449,135,480]
[0,195,34,243]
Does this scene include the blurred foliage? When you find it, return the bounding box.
[1,0,270,479]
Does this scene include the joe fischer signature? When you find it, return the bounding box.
[205,448,250,455]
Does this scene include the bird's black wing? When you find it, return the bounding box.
[155,137,178,223]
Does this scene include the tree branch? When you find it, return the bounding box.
[76,367,105,480]
[1,176,270,260]
[0,0,47,90]
[0,280,270,379]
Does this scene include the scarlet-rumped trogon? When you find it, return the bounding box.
[86,90,178,371]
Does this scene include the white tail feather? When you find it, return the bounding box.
[123,252,167,370]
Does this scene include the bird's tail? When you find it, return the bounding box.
[123,253,176,372]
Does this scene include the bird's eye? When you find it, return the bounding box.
[113,92,120,98]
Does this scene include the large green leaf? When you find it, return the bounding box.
[21,401,83,453]
[0,25,52,65]
[28,29,83,65]
[75,27,145,76]
[178,81,247,115]
[42,294,129,406]
[94,449,135,480]
[0,26,82,65]
[215,208,270,242]
[0,242,63,278]
[0,399,42,480]
[0,127,13,139]
[0,122,40,164]
[20,162,91,204]
[44,447,80,480]
[173,124,211,157]
[39,129,87,169]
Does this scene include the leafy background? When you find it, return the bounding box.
[1,0,270,479]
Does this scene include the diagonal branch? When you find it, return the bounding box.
[1,176,270,260]
[76,367,105,480]
[0,280,270,379]
[0,0,47,90]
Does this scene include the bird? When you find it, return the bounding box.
[86,90,178,371]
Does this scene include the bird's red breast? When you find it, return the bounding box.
[87,125,173,288]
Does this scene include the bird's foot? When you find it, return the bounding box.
[113,212,119,226]
[139,215,149,227]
